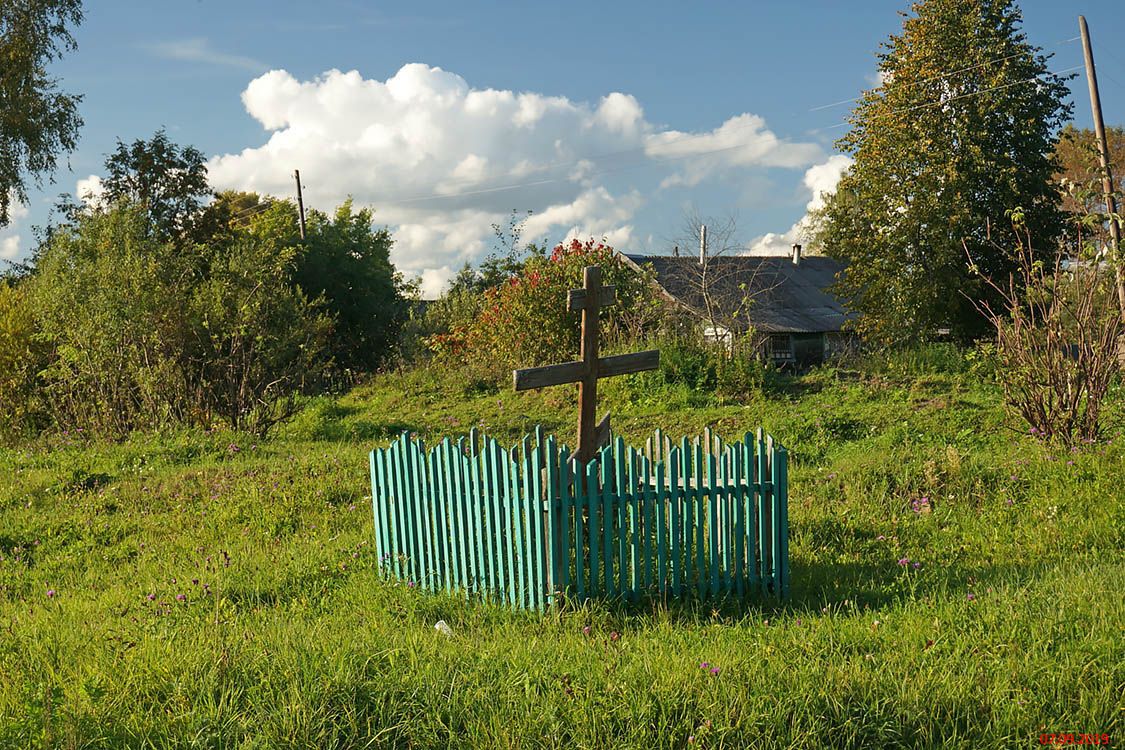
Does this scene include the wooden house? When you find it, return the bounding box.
[620,244,857,368]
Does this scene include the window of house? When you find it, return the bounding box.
[767,334,793,360]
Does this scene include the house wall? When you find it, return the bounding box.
[791,333,826,368]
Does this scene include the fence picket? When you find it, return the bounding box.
[655,459,666,591]
[627,446,639,600]
[586,459,600,600]
[757,429,771,596]
[469,433,485,594]
[437,440,454,593]
[560,446,572,594]
[513,439,528,608]
[668,446,681,598]
[679,437,692,593]
[600,447,613,597]
[505,446,520,607]
[614,437,627,598]
[733,442,745,598]
[777,446,789,599]
[641,455,653,592]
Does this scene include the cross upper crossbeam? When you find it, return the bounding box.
[512,264,659,462]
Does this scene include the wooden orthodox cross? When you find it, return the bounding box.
[513,265,659,463]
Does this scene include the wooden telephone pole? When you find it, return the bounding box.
[294,169,307,241]
[1079,15,1125,321]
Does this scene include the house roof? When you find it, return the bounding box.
[622,253,855,334]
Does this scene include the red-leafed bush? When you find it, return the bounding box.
[431,239,662,374]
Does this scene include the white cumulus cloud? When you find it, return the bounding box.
[749,154,853,255]
[207,64,826,295]
[1,190,28,261]
[76,175,105,208]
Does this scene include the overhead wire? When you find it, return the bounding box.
[807,35,1080,113]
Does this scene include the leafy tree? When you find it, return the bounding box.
[296,200,409,372]
[102,128,211,242]
[188,201,333,434]
[0,0,83,227]
[1054,123,1124,219]
[814,0,1072,343]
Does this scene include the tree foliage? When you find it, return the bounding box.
[814,0,1072,343]
[295,200,409,372]
[0,0,83,226]
[1054,124,1124,215]
[102,128,211,242]
[0,281,48,439]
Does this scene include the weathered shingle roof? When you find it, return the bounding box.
[623,253,855,334]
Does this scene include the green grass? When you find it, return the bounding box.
[1,361,1123,748]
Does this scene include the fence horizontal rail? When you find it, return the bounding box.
[369,426,789,609]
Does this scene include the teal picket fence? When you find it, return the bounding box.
[369,426,788,609]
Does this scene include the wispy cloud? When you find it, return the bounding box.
[144,38,267,72]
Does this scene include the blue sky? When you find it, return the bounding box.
[4,0,1125,295]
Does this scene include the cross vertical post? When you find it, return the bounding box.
[577,265,601,463]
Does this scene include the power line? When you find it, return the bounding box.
[807,35,1080,113]
[806,65,1082,136]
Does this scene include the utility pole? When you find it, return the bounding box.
[294,169,307,241]
[1079,15,1125,322]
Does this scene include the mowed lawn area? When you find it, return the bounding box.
[1,358,1122,749]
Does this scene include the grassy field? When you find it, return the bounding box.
[1,355,1122,748]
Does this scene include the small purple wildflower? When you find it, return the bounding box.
[582,625,591,636]
[710,667,721,676]
[407,580,416,588]
[146,593,156,601]
[46,589,56,598]
[912,561,922,569]
[897,557,910,566]
[700,661,710,670]
[175,594,186,602]
[966,593,976,601]
[876,535,886,541]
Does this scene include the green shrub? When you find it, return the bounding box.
[431,239,664,377]
[31,206,194,436]
[0,281,48,440]
[27,202,334,437]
